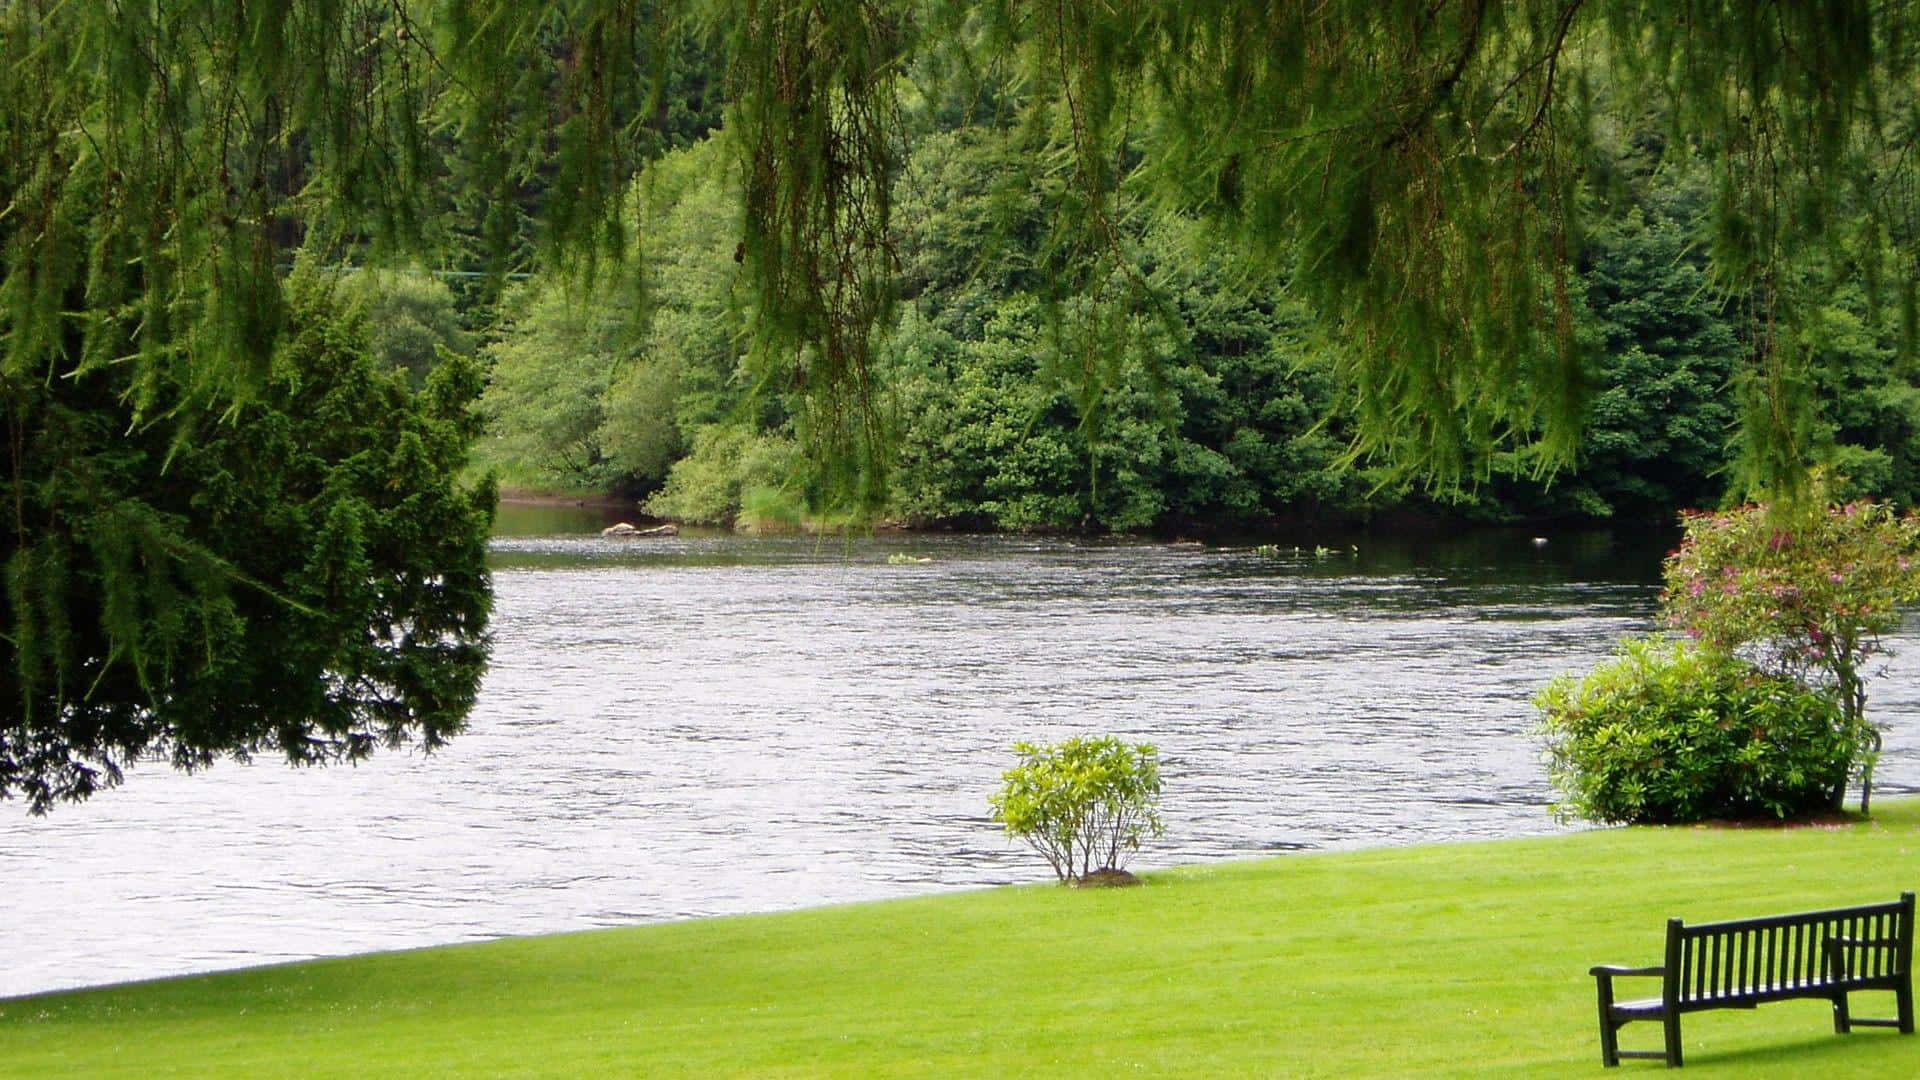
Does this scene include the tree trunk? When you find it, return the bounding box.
[1838,664,1876,815]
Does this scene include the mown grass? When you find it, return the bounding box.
[5,803,1920,1077]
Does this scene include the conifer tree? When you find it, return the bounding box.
[1,4,494,811]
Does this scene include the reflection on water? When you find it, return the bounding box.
[489,498,639,537]
[4,524,1916,999]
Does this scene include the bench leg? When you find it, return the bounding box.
[1595,981,1620,1067]
[1597,1016,1620,1067]
[1898,980,1915,1035]
[1834,990,1852,1034]
[1662,1011,1683,1068]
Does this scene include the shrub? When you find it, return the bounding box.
[1660,499,1920,811]
[643,425,798,526]
[989,736,1164,883]
[1536,636,1851,824]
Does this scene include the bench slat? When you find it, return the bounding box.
[1674,907,1907,1003]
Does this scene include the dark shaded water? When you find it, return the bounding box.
[5,510,1916,999]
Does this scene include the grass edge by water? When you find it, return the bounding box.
[4,802,1919,1077]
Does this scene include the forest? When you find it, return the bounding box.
[443,29,1920,535]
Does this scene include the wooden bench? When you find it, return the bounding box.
[1591,892,1914,1067]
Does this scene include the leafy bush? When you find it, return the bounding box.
[1660,498,1920,810]
[989,736,1164,883]
[1536,636,1851,824]
[643,425,798,527]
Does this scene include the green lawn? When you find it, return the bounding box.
[5,803,1919,1078]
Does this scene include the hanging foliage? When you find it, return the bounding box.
[8,1,1920,807]
[720,0,909,510]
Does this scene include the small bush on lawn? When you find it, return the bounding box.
[990,735,1163,884]
[1536,636,1851,824]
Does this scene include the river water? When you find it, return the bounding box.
[5,510,1917,999]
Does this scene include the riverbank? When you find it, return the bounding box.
[5,802,1917,1077]
[496,486,639,510]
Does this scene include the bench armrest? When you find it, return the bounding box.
[1590,964,1665,978]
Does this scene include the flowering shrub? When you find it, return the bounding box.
[1536,636,1851,824]
[1660,500,1920,810]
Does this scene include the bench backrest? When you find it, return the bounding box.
[1664,892,1914,1006]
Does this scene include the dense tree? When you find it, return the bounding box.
[1451,158,1744,523]
[881,136,1371,533]
[740,0,1918,506]
[3,277,493,812]
[478,138,751,498]
[1802,291,1920,509]
[480,21,1920,532]
[1569,198,1741,518]
[16,3,1920,481]
[789,3,1893,505]
[476,278,640,490]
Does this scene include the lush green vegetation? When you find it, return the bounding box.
[990,735,1164,883]
[1663,500,1920,811]
[1539,500,1920,823]
[0,275,493,812]
[1537,636,1851,824]
[6,801,1920,1077]
[480,103,1920,534]
[13,3,1920,799]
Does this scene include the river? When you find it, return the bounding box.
[5,509,1916,999]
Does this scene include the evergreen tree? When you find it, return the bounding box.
[3,276,493,812]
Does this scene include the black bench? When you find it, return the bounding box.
[1591,891,1914,1067]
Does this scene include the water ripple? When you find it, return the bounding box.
[4,531,1915,999]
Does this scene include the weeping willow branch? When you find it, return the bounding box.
[725,0,908,508]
